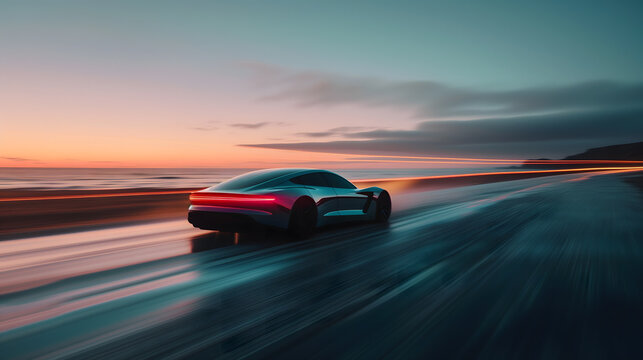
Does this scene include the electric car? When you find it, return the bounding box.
[188,168,391,237]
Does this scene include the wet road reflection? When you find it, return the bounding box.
[1,172,643,359]
[190,230,289,254]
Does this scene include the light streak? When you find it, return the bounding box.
[0,189,195,202]
[2,167,642,202]
[353,167,643,183]
[347,159,643,165]
[347,154,643,164]
[467,182,555,208]
[563,168,643,182]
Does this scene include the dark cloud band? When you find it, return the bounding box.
[244,63,643,119]
[241,108,643,158]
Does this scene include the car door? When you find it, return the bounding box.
[322,173,371,218]
[290,172,340,225]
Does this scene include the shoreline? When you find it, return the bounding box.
[2,168,642,240]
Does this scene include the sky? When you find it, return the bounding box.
[1,0,642,168]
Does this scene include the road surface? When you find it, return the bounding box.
[1,171,643,359]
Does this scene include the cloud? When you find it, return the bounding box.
[190,120,219,131]
[230,122,270,129]
[191,119,290,131]
[243,63,643,119]
[1,156,37,162]
[241,63,643,157]
[240,108,643,158]
[297,126,374,138]
[229,121,289,129]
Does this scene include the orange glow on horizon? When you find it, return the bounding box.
[3,155,643,168]
[2,166,642,202]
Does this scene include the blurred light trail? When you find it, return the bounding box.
[467,183,556,208]
[348,159,643,165]
[465,167,641,208]
[0,220,197,294]
[354,166,643,183]
[349,154,643,164]
[2,172,643,359]
[563,168,643,182]
[0,189,195,202]
[0,267,197,331]
[2,167,642,202]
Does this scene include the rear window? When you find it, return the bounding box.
[213,169,295,190]
[290,172,331,187]
[323,173,356,189]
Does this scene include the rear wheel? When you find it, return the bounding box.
[288,198,317,238]
[375,191,391,223]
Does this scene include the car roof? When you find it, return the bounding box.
[250,168,310,177]
[245,168,329,178]
[250,168,333,184]
[210,168,336,191]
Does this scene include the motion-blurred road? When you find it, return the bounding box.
[1,171,642,359]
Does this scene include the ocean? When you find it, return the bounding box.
[0,167,517,190]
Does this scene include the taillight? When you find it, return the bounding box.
[189,192,275,206]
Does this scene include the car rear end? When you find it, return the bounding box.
[188,190,290,231]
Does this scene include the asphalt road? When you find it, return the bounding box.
[1,171,642,359]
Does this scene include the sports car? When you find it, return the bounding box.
[188,168,391,237]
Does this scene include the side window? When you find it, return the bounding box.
[323,173,356,189]
[290,173,331,187]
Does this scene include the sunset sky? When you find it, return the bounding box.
[1,1,642,168]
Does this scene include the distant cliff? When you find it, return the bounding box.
[521,141,643,168]
[564,141,643,160]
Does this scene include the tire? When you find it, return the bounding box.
[288,198,317,238]
[375,191,391,223]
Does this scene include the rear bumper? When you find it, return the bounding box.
[188,210,264,231]
[188,205,289,231]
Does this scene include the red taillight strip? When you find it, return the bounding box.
[189,193,275,203]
